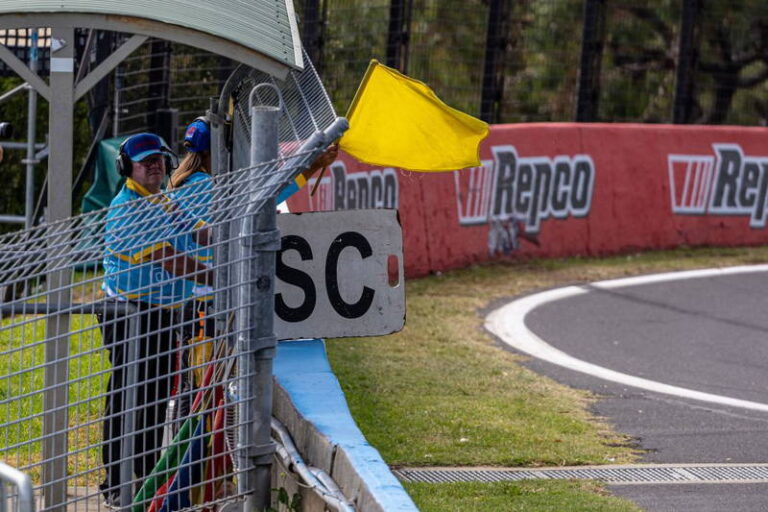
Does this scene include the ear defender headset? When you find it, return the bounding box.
[116,134,179,177]
[116,138,133,177]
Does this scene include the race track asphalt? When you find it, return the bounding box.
[515,267,768,511]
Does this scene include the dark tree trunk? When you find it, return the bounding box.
[706,68,739,124]
[576,0,607,122]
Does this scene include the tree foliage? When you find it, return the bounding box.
[2,1,768,233]
[308,0,768,125]
[0,76,91,233]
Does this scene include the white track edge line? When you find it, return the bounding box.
[485,264,768,413]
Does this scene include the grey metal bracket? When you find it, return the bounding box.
[239,335,277,355]
[250,441,278,465]
[206,109,229,127]
[253,336,277,354]
[242,228,281,250]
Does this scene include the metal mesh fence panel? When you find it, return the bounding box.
[227,55,338,169]
[500,0,583,123]
[0,462,33,512]
[114,38,235,150]
[0,43,344,508]
[0,156,290,512]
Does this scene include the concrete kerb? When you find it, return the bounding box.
[271,338,418,512]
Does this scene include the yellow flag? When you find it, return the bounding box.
[339,60,489,172]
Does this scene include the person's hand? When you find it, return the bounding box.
[314,143,339,169]
[303,143,339,181]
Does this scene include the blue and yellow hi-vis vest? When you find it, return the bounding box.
[171,171,214,267]
[102,178,207,308]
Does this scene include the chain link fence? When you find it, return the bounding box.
[113,38,235,151]
[297,0,768,126]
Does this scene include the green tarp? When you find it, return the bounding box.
[76,136,126,270]
[81,136,126,214]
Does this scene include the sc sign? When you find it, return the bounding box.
[274,209,405,340]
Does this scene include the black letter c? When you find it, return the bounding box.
[325,232,375,319]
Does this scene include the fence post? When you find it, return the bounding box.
[147,40,177,147]
[88,31,115,138]
[480,0,509,123]
[24,29,38,230]
[673,0,700,124]
[147,39,170,114]
[302,0,324,72]
[386,0,412,72]
[238,100,280,511]
[43,25,75,512]
[119,311,140,509]
[210,96,232,339]
[575,0,606,122]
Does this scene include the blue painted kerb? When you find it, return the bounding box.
[274,338,418,511]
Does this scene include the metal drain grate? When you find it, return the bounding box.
[394,464,768,485]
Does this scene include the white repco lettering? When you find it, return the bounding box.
[668,144,768,228]
[455,145,595,232]
[308,161,399,211]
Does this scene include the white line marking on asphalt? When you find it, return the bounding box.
[485,264,768,412]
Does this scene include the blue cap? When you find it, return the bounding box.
[184,118,210,153]
[123,133,170,162]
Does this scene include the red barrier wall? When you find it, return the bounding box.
[287,123,768,278]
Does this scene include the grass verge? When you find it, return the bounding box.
[404,480,642,511]
[326,246,768,508]
[0,313,108,484]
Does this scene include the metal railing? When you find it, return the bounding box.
[0,462,33,512]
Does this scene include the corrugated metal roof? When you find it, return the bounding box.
[0,1,303,71]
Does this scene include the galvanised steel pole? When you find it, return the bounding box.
[24,29,38,229]
[238,99,279,511]
[43,25,74,512]
[210,96,233,338]
[120,314,140,510]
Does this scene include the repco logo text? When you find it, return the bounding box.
[668,144,768,228]
[306,161,399,211]
[455,145,595,232]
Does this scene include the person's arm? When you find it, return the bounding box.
[167,195,211,246]
[193,224,211,246]
[148,245,212,286]
[276,143,340,204]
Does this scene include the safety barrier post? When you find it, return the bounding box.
[237,97,280,511]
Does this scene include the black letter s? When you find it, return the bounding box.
[276,235,317,322]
